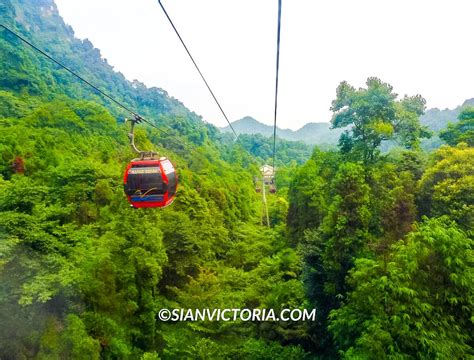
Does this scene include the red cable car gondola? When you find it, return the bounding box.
[123,116,178,208]
[123,157,177,208]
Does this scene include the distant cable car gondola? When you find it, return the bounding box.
[123,116,178,208]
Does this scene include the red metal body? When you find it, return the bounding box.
[123,158,177,208]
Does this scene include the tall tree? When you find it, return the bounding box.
[418,143,474,230]
[330,77,431,163]
[300,162,372,356]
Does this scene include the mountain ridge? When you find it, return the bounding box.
[222,98,474,146]
[222,116,344,146]
[1,0,206,131]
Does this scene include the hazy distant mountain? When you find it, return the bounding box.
[226,116,282,137]
[420,98,474,131]
[222,99,474,146]
[291,122,344,145]
[222,116,343,146]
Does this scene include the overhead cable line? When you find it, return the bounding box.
[272,0,282,171]
[156,0,239,140]
[0,23,195,149]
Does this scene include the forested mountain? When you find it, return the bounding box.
[1,0,473,359]
[223,99,474,148]
[1,0,210,132]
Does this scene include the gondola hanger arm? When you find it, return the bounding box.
[126,115,159,159]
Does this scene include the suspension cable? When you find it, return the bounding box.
[272,0,282,171]
[156,0,238,140]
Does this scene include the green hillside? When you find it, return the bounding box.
[0,0,218,147]
[1,1,473,359]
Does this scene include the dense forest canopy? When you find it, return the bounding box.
[1,0,473,359]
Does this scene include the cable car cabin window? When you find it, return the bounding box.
[161,160,177,197]
[125,166,167,196]
[166,172,177,197]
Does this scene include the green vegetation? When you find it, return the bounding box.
[1,0,473,359]
[236,133,312,165]
[0,92,308,359]
[440,106,474,147]
[330,77,432,163]
[287,79,473,358]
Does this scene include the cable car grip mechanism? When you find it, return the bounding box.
[126,115,159,159]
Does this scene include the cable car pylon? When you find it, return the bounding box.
[262,176,270,227]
